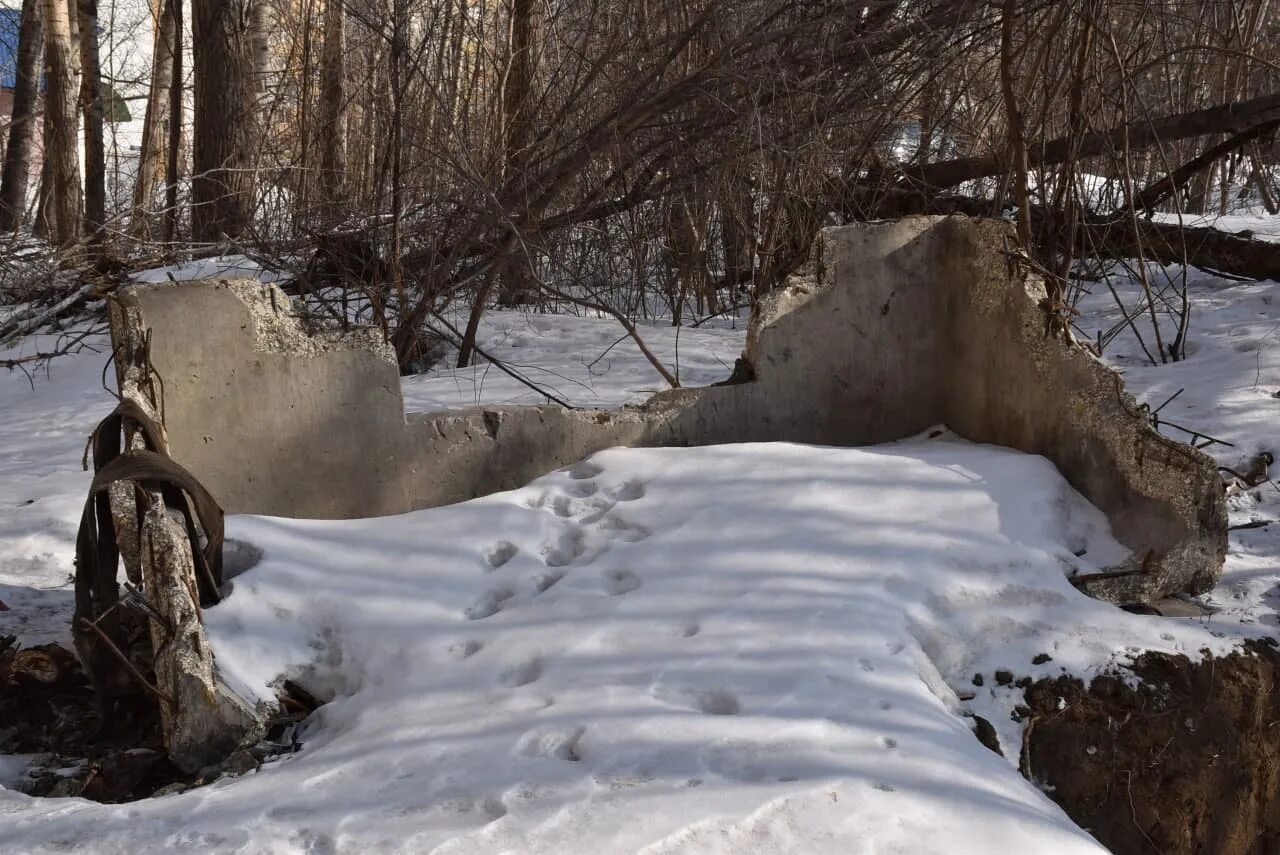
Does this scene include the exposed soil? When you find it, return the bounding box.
[1020,639,1280,855]
[0,636,305,802]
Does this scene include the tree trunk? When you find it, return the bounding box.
[39,0,83,246]
[316,0,346,217]
[162,0,182,242]
[878,90,1280,194]
[719,181,754,292]
[1250,150,1278,215]
[495,0,537,308]
[0,0,43,231]
[130,0,175,239]
[191,0,258,241]
[77,0,105,238]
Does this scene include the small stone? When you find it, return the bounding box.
[972,715,1003,757]
[224,750,258,776]
[1014,676,1032,689]
[151,782,187,797]
[972,673,984,687]
[1032,653,1052,665]
[48,777,85,798]
[994,669,1014,686]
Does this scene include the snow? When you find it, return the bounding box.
[0,334,116,646]
[403,312,746,410]
[1072,255,1280,630]
[1151,209,1280,242]
[6,434,1198,853]
[130,254,290,285]
[8,235,1280,850]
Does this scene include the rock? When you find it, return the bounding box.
[151,782,187,797]
[971,715,1002,757]
[994,669,1013,686]
[224,750,258,777]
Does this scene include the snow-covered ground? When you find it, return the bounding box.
[4,235,1280,851]
[1073,261,1280,628]
[1151,209,1280,242]
[402,311,746,411]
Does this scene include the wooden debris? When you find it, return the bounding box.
[7,644,77,684]
[140,492,262,773]
[68,296,266,775]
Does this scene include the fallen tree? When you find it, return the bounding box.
[869,90,1280,194]
[843,187,1280,284]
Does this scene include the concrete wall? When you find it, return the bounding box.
[110,281,650,518]
[110,216,1226,601]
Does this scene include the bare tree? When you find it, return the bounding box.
[162,0,182,242]
[130,0,177,239]
[77,0,106,238]
[317,0,347,215]
[190,0,261,241]
[0,0,43,231]
[39,0,83,246]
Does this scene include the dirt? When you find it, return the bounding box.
[0,636,306,802]
[1020,639,1280,855]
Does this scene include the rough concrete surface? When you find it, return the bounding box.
[109,216,1226,601]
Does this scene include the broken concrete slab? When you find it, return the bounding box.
[109,281,650,518]
[108,216,1226,602]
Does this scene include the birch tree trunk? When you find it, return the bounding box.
[130,0,175,239]
[39,0,83,245]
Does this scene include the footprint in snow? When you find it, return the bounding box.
[498,657,543,688]
[448,639,483,659]
[531,570,564,594]
[484,541,518,570]
[540,527,585,567]
[473,797,508,823]
[563,480,599,498]
[598,515,651,543]
[549,495,574,517]
[466,587,514,620]
[601,568,642,595]
[607,480,646,502]
[516,725,585,762]
[653,684,741,716]
[577,503,615,526]
[567,462,603,480]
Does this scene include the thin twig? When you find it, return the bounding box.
[77,617,176,707]
[426,313,575,409]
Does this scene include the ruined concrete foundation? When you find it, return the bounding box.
[109,216,1227,602]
